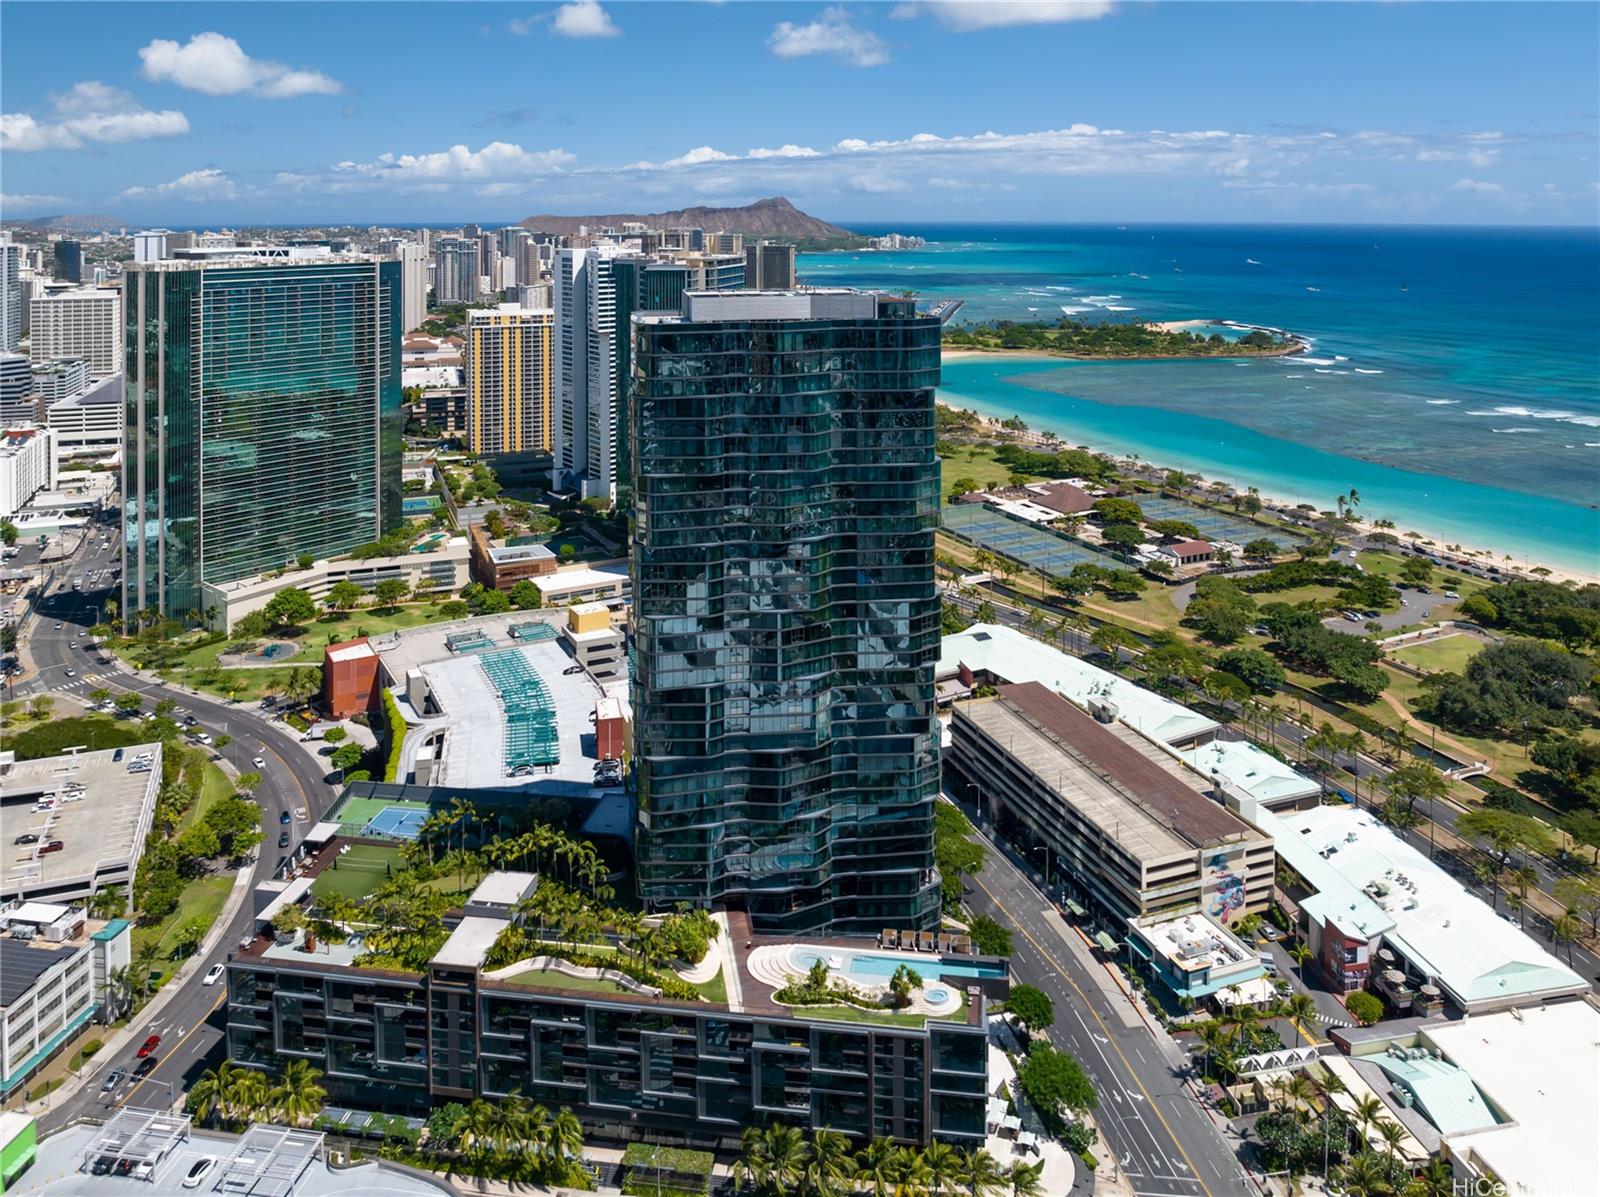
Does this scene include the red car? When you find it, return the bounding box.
[137,1034,161,1058]
[39,840,65,854]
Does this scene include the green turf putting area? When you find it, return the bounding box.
[310,843,405,902]
[1388,633,1484,675]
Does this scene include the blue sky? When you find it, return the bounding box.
[3,1,1596,226]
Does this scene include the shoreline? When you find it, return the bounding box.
[934,387,1598,587]
[942,319,1311,362]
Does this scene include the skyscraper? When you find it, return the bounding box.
[464,304,554,456]
[432,236,479,305]
[380,239,428,332]
[52,240,83,284]
[745,241,798,291]
[631,289,945,934]
[29,287,122,377]
[551,244,623,500]
[122,253,402,623]
[0,234,20,352]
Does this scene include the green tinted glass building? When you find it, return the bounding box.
[632,290,944,934]
[122,254,402,623]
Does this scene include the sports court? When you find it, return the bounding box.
[324,793,432,840]
[1136,497,1304,550]
[309,842,404,902]
[943,502,1124,577]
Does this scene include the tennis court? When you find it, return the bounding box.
[326,793,433,839]
[310,843,404,902]
[943,502,1124,577]
[1136,498,1303,550]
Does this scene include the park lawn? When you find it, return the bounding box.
[173,666,301,703]
[133,873,234,983]
[177,761,235,834]
[1355,550,1492,597]
[1389,635,1484,675]
[937,443,1048,501]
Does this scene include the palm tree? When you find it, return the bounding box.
[228,1067,270,1124]
[549,1105,584,1164]
[801,1129,856,1197]
[1007,1160,1045,1197]
[763,1124,807,1195]
[188,1063,234,1126]
[1336,1151,1391,1197]
[1505,891,1526,929]
[1408,1157,1455,1197]
[1551,911,1582,964]
[522,1102,551,1161]
[1288,941,1313,982]
[1374,1117,1406,1168]
[960,1148,1009,1197]
[1281,992,1321,1036]
[855,1140,899,1197]
[267,1059,326,1125]
[922,1140,962,1195]
[1473,858,1500,909]
[104,964,136,1021]
[889,1147,932,1197]
[736,1126,771,1193]
[1352,1095,1385,1150]
[1273,1073,1317,1122]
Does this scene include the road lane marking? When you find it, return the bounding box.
[973,871,1220,1197]
[119,990,226,1107]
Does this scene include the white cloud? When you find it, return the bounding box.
[1449,177,1504,194]
[747,144,821,159]
[892,1,1114,30]
[138,32,341,98]
[508,15,541,35]
[331,140,575,183]
[0,192,69,210]
[1,82,188,152]
[666,146,737,167]
[769,7,889,67]
[848,174,908,193]
[118,168,238,201]
[552,0,620,38]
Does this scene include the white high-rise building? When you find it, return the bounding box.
[553,245,631,500]
[132,230,169,263]
[433,237,478,305]
[381,239,428,331]
[0,233,20,352]
[31,356,91,403]
[464,304,554,456]
[29,287,122,377]
[0,425,59,518]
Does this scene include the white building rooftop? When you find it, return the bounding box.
[1180,739,1320,811]
[326,641,376,663]
[432,915,507,970]
[1424,1002,1600,1197]
[1260,805,1587,1010]
[939,623,1218,746]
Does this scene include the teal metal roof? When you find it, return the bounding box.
[90,918,131,941]
[1370,1048,1499,1137]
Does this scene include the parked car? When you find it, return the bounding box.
[1445,590,1461,599]
[137,1034,161,1058]
[183,1158,218,1189]
[203,964,225,986]
[13,833,38,845]
[39,840,65,854]
[562,664,584,676]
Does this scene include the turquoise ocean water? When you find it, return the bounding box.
[800,225,1600,574]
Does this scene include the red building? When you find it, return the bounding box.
[323,638,381,718]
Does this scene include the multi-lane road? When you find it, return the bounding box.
[13,525,339,1132]
[957,802,1256,1197]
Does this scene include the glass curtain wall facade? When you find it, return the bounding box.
[123,257,402,622]
[632,292,943,934]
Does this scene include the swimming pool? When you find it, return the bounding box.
[791,948,1005,986]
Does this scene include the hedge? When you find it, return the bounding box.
[380,688,407,783]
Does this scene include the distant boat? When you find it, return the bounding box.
[1401,282,1408,292]
[1246,258,1261,265]
[1306,286,1321,292]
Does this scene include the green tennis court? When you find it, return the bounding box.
[310,843,404,902]
[327,794,432,834]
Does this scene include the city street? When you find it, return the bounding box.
[11,525,341,1132]
[954,797,1256,1197]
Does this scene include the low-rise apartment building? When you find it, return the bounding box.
[947,682,1274,928]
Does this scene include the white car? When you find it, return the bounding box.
[203,964,225,986]
[252,756,266,769]
[181,1157,217,1189]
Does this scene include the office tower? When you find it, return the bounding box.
[380,239,428,331]
[673,252,745,291]
[166,230,197,252]
[52,239,83,284]
[745,241,798,291]
[705,232,742,255]
[433,237,479,305]
[464,304,554,456]
[515,238,544,291]
[122,255,402,623]
[29,287,122,376]
[631,289,944,934]
[0,234,19,351]
[0,353,35,424]
[132,230,168,263]
[31,356,91,403]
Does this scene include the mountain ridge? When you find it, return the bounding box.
[518,196,855,240]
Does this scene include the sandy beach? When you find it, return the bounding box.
[936,399,1598,587]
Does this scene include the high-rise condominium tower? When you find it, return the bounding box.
[464,304,554,456]
[381,239,429,332]
[631,289,944,934]
[432,236,479,306]
[0,235,20,352]
[122,253,402,623]
[29,287,122,377]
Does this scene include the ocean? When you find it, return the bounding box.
[800,224,1600,573]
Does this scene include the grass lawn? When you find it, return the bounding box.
[691,966,728,1006]
[937,444,1047,501]
[133,873,234,983]
[310,844,405,902]
[802,1005,929,1028]
[177,762,236,834]
[506,966,635,995]
[168,666,302,703]
[1389,634,1484,675]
